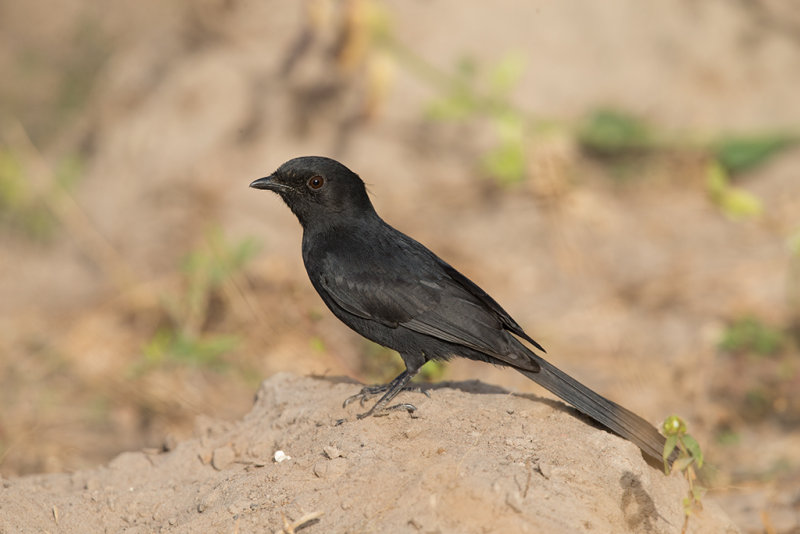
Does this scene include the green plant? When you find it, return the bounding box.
[706,161,763,220]
[141,329,238,370]
[0,147,84,240]
[714,426,740,446]
[576,109,653,157]
[309,336,327,353]
[419,359,446,382]
[715,314,798,425]
[377,3,799,197]
[140,227,259,370]
[662,415,705,534]
[713,133,798,176]
[424,53,531,185]
[788,228,800,339]
[718,316,784,356]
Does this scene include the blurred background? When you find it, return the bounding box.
[1,0,799,531]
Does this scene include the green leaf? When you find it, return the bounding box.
[425,89,477,121]
[142,328,171,364]
[718,316,784,356]
[309,337,326,353]
[419,360,446,381]
[488,53,525,95]
[683,496,694,515]
[691,485,707,501]
[681,434,704,468]
[706,162,763,219]
[724,188,763,218]
[482,111,526,185]
[713,134,797,175]
[706,160,727,197]
[577,109,652,156]
[673,456,695,472]
[715,428,740,446]
[170,332,238,368]
[482,141,525,185]
[663,434,678,462]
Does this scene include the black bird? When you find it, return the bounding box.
[250,156,668,463]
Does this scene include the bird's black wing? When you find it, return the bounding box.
[311,228,540,371]
[439,263,546,352]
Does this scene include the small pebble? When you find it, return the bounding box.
[323,445,342,459]
[313,458,347,479]
[506,491,524,513]
[313,461,328,478]
[211,445,236,471]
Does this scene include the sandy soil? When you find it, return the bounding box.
[0,374,739,534]
[1,1,799,532]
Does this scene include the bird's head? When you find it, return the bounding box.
[250,156,375,229]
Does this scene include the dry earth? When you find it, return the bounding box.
[2,1,800,532]
[0,374,739,534]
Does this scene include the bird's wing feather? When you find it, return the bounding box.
[313,229,540,370]
[440,263,545,352]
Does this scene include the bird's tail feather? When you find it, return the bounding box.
[518,355,668,464]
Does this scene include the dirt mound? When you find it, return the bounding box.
[1,373,738,533]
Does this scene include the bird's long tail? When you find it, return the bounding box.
[517,354,669,465]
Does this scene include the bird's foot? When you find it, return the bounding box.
[342,372,430,419]
[342,384,389,408]
[342,383,430,409]
[334,400,417,425]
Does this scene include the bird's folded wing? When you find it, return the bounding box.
[440,263,545,352]
[318,264,540,372]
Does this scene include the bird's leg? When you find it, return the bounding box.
[342,369,428,418]
[342,382,397,408]
[357,370,416,418]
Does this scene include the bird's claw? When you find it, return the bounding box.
[342,384,430,410]
[342,385,387,409]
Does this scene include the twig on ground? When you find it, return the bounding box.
[274,510,324,534]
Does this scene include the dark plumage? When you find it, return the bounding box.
[251,156,668,463]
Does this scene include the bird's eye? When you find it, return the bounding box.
[307,176,325,190]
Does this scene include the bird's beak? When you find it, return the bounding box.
[249,174,281,191]
[250,174,294,194]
